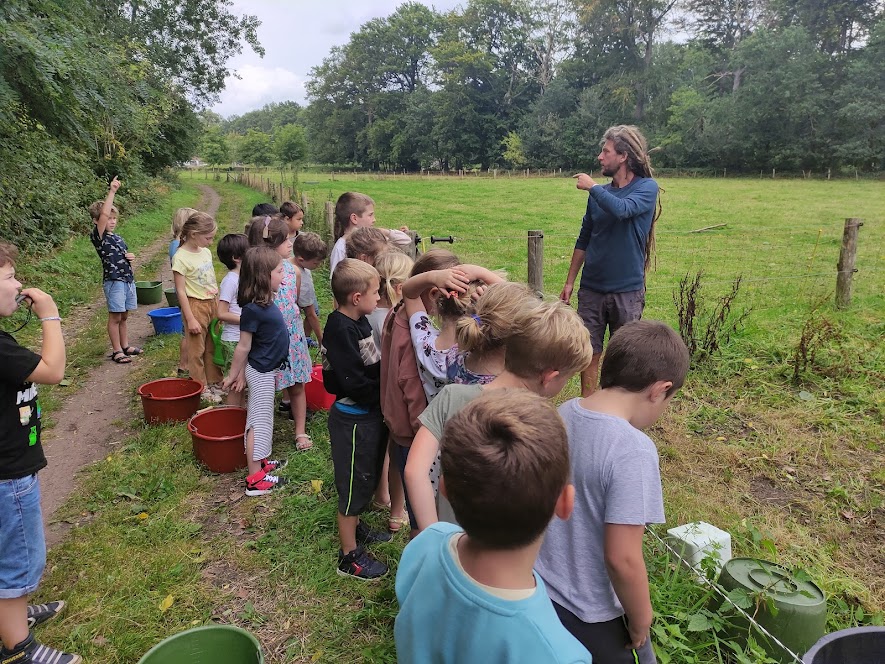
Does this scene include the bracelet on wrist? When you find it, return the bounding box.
[39,316,62,322]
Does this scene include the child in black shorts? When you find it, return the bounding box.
[322,259,391,580]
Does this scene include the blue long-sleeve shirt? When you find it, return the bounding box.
[575,177,659,293]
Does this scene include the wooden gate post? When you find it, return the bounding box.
[301,193,309,217]
[324,201,335,239]
[528,230,544,294]
[405,231,419,261]
[835,218,863,309]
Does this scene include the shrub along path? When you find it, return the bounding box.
[41,184,220,545]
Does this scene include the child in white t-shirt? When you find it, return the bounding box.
[216,234,249,407]
[291,232,328,350]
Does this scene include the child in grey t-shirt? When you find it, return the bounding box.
[536,320,690,664]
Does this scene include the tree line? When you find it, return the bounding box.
[0,0,260,252]
[215,0,883,175]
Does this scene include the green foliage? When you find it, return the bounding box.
[274,124,308,166]
[0,0,261,251]
[501,131,527,168]
[200,126,231,166]
[237,128,272,166]
[299,1,884,173]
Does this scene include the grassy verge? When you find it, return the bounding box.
[29,178,883,663]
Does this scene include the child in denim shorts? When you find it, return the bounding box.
[89,176,143,365]
[0,242,80,663]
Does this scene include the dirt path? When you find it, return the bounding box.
[41,185,222,546]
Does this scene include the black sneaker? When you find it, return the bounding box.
[26,601,65,629]
[0,632,81,664]
[337,546,388,581]
[356,520,392,544]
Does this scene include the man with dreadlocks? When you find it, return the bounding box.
[560,125,661,397]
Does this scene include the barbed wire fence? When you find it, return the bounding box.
[226,170,879,341]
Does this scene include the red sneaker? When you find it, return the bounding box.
[245,470,286,496]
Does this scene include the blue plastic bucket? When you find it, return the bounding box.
[148,307,183,334]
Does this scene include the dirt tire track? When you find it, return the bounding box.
[41,185,221,546]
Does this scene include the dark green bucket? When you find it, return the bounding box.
[717,558,826,663]
[138,625,263,664]
[164,287,179,308]
[135,281,163,305]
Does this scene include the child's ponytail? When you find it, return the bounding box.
[455,282,540,355]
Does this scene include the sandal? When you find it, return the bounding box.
[110,351,132,364]
[371,499,391,512]
[295,434,313,451]
[123,346,144,356]
[389,514,409,533]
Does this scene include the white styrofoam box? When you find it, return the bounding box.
[666,521,732,575]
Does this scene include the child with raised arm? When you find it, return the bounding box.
[536,320,690,664]
[291,232,328,350]
[222,247,289,496]
[322,259,393,580]
[172,211,222,402]
[0,243,81,664]
[402,264,503,401]
[395,390,591,664]
[89,176,142,364]
[216,234,249,407]
[405,294,592,533]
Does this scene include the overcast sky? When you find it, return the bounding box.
[210,0,463,118]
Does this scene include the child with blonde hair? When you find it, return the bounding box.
[405,296,592,533]
[381,250,469,532]
[173,211,222,401]
[170,207,197,377]
[249,216,313,450]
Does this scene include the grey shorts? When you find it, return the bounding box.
[577,287,645,354]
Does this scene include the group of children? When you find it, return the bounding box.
[0,181,693,663]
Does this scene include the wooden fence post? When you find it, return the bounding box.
[835,218,862,309]
[527,230,544,294]
[301,192,309,216]
[324,201,334,239]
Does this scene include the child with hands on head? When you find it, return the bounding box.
[248,216,313,451]
[222,247,289,496]
[172,211,222,402]
[0,243,81,664]
[394,390,591,664]
[89,176,142,365]
[536,320,689,664]
[405,294,593,534]
[402,263,504,401]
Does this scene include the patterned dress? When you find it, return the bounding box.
[275,261,312,389]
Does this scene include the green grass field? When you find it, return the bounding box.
[13,175,884,662]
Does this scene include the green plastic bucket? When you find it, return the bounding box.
[717,558,826,663]
[164,287,179,308]
[135,280,163,305]
[138,625,263,663]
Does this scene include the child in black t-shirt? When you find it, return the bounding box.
[322,259,391,581]
[0,243,80,663]
[222,247,289,497]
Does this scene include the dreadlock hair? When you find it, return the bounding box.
[602,125,662,272]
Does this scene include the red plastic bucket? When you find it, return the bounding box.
[188,406,247,473]
[305,364,335,411]
[138,378,203,424]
